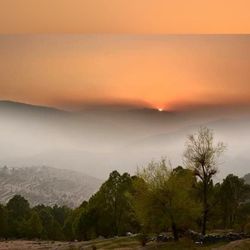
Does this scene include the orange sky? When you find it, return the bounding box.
[1,0,250,34]
[0,35,250,110]
[0,1,250,110]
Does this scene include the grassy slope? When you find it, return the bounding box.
[2,238,250,249]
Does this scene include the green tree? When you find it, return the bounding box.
[0,205,8,239]
[7,195,30,220]
[99,171,136,235]
[75,206,97,240]
[62,213,75,241]
[7,195,31,237]
[220,174,250,228]
[135,160,200,241]
[239,202,250,232]
[52,205,71,227]
[37,207,55,239]
[76,171,138,239]
[26,211,43,239]
[51,219,64,240]
[184,127,225,235]
[61,204,85,241]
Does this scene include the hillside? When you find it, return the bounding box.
[0,166,102,207]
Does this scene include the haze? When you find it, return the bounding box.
[1,100,250,180]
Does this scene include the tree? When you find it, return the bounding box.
[220,174,250,229]
[7,195,31,237]
[76,171,138,239]
[51,220,64,240]
[75,205,97,240]
[37,207,55,239]
[238,202,250,232]
[63,212,76,241]
[184,127,226,235]
[7,195,30,220]
[26,211,43,239]
[98,171,136,235]
[51,205,71,227]
[0,205,8,239]
[135,160,200,241]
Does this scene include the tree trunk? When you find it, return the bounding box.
[202,180,208,235]
[171,222,179,241]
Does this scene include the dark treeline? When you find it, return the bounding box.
[0,171,139,241]
[1,127,250,242]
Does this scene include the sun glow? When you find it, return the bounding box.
[158,108,163,112]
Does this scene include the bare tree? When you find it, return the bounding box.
[184,127,226,235]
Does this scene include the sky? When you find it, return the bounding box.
[0,1,250,111]
[0,0,250,34]
[0,35,250,110]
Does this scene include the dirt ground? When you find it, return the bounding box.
[0,240,82,250]
[0,238,249,250]
[213,239,250,250]
[0,237,140,250]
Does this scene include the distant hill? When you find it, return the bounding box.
[0,166,102,207]
[0,100,64,114]
[244,173,250,185]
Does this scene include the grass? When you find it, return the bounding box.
[91,236,140,249]
[81,237,228,250]
[145,239,227,250]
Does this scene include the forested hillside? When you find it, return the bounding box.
[0,166,101,207]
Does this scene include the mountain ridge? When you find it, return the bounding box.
[0,100,65,113]
[0,165,102,207]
